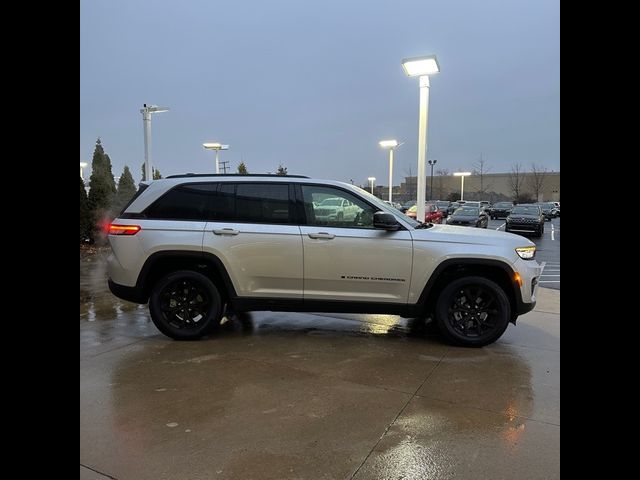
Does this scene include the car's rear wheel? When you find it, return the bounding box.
[434,276,511,347]
[149,270,222,340]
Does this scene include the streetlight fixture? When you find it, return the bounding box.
[453,172,471,201]
[80,162,88,180]
[203,143,230,174]
[379,139,403,203]
[427,159,437,200]
[140,104,170,182]
[402,54,440,224]
[367,177,376,195]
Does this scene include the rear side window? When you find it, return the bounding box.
[145,184,215,220]
[235,183,292,223]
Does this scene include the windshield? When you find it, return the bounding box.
[453,207,479,216]
[512,206,540,215]
[435,201,449,207]
[464,202,480,207]
[494,202,511,208]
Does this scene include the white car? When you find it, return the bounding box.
[107,174,541,347]
[313,197,360,222]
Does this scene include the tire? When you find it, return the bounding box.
[149,270,223,340]
[535,226,543,238]
[434,276,511,347]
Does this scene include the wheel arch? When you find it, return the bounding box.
[137,251,237,302]
[417,258,522,323]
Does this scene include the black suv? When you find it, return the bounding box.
[505,204,544,237]
[489,202,513,219]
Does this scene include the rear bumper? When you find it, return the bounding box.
[108,279,148,304]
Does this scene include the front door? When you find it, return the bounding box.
[298,184,413,303]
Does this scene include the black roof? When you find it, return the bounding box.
[166,173,310,179]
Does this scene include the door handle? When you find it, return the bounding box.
[308,232,335,240]
[213,228,239,236]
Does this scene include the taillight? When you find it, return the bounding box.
[108,224,141,236]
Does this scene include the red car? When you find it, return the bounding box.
[406,203,444,224]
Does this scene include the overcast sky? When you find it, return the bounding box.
[80,0,559,186]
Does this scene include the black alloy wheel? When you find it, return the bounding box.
[149,270,222,340]
[435,276,510,347]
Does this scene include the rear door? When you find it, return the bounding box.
[202,182,304,299]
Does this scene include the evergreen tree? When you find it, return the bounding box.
[237,162,248,174]
[141,164,163,181]
[80,177,91,243]
[114,166,137,213]
[276,164,288,175]
[87,138,117,240]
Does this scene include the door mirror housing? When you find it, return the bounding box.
[373,211,400,231]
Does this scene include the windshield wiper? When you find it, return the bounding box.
[414,222,434,229]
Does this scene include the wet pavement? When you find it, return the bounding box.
[80,250,560,480]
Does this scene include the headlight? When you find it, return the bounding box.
[515,246,536,260]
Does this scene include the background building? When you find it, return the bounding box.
[372,171,559,204]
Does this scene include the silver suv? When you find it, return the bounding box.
[107,174,542,347]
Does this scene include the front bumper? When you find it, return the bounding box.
[506,222,542,233]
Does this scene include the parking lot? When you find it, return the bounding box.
[490,216,560,290]
[80,250,560,480]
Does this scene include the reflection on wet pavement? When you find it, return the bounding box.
[80,250,559,480]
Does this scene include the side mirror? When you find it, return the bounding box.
[373,211,400,231]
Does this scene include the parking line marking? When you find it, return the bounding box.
[551,223,555,241]
[539,280,560,283]
[540,274,560,277]
[496,223,505,230]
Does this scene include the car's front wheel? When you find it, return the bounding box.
[434,276,511,347]
[149,270,222,340]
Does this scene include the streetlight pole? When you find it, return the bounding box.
[428,159,437,200]
[379,140,402,203]
[140,104,169,181]
[402,55,440,224]
[203,143,230,173]
[368,177,376,195]
[453,172,471,201]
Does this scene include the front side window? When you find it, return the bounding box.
[301,185,376,228]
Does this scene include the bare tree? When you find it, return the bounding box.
[472,153,492,198]
[435,168,449,200]
[508,163,526,202]
[529,163,547,202]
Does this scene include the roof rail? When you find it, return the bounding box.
[165,173,310,179]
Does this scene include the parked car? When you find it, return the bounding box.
[107,173,541,347]
[400,200,416,214]
[537,202,557,221]
[505,204,545,237]
[448,202,460,216]
[488,201,513,219]
[446,206,489,228]
[480,201,491,209]
[314,197,360,222]
[434,200,451,218]
[406,202,444,224]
